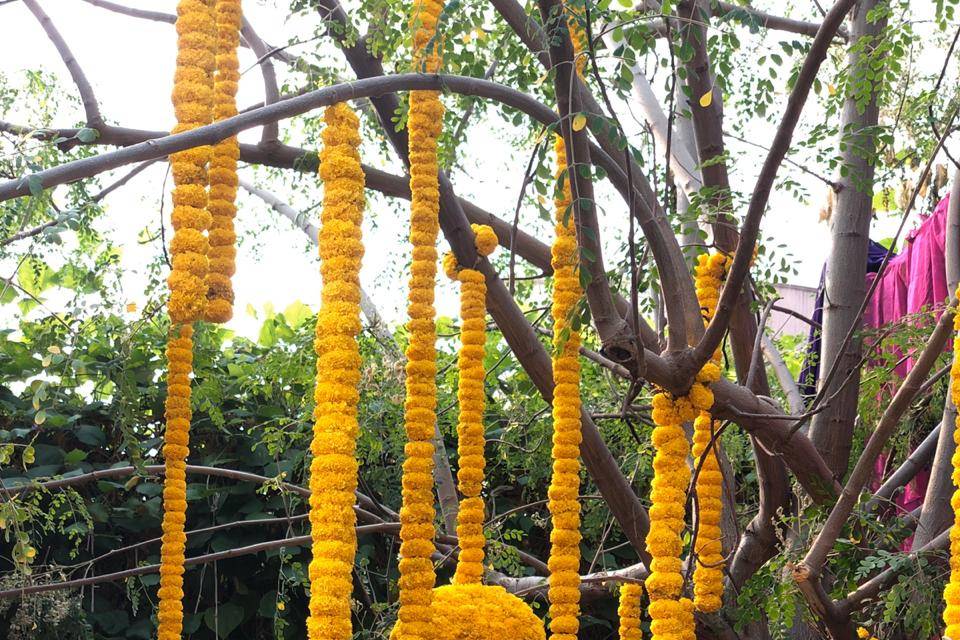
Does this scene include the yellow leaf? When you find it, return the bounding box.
[41,355,51,368]
[125,302,137,313]
[827,83,837,96]
[47,345,60,354]
[572,114,587,132]
[699,90,713,108]
[277,601,286,611]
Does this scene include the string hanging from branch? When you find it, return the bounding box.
[940,283,960,637]
[617,583,642,640]
[444,228,494,587]
[157,1,216,638]
[545,5,588,638]
[646,390,696,640]
[546,133,584,640]
[204,0,242,323]
[394,0,445,635]
[305,102,366,640]
[434,231,545,640]
[691,252,729,613]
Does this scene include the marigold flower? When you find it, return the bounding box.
[941,284,960,637]
[157,3,215,638]
[304,103,366,640]
[397,0,445,635]
[547,133,583,640]
[201,0,241,323]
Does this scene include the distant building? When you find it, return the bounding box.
[769,283,817,337]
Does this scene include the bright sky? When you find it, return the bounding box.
[0,0,939,341]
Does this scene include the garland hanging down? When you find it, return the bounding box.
[444,225,496,587]
[617,583,642,640]
[547,133,584,640]
[306,103,366,640]
[647,390,697,640]
[395,0,445,636]
[691,252,729,613]
[643,252,728,638]
[157,2,215,638]
[204,0,242,323]
[430,232,543,640]
[940,283,960,637]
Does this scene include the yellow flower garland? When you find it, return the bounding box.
[447,226,496,586]
[396,0,444,636]
[158,3,215,638]
[646,390,696,639]
[166,0,216,324]
[306,103,366,640]
[157,324,195,640]
[547,134,583,640]
[617,583,642,640]
[204,0,242,323]
[941,284,960,637]
[690,252,729,613]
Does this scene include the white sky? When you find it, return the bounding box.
[0,0,945,340]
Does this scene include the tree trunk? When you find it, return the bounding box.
[808,0,887,479]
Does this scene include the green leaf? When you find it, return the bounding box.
[75,127,99,143]
[204,602,245,638]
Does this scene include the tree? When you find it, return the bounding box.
[0,0,958,638]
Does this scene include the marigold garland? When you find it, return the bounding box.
[646,390,696,639]
[305,103,366,640]
[157,324,195,640]
[204,0,242,323]
[445,226,496,586]
[391,584,545,640]
[395,0,445,636]
[690,252,729,613]
[547,133,584,640]
[617,583,642,640]
[166,0,216,325]
[941,284,960,637]
[157,3,215,638]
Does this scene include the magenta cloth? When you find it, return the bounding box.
[866,195,951,531]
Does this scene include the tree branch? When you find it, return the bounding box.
[22,0,103,127]
[690,0,858,372]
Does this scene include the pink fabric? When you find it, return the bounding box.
[865,195,951,535]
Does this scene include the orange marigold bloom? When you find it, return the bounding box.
[306,102,366,640]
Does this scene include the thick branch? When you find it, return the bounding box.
[22,0,103,127]
[239,18,281,145]
[691,0,858,371]
[536,0,640,375]
[489,0,700,349]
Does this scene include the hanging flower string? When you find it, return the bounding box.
[306,103,366,640]
[691,252,729,613]
[204,0,242,323]
[165,0,215,326]
[940,283,960,637]
[157,2,215,638]
[547,134,584,640]
[396,0,444,636]
[444,225,497,586]
[617,583,642,640]
[646,390,697,640]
